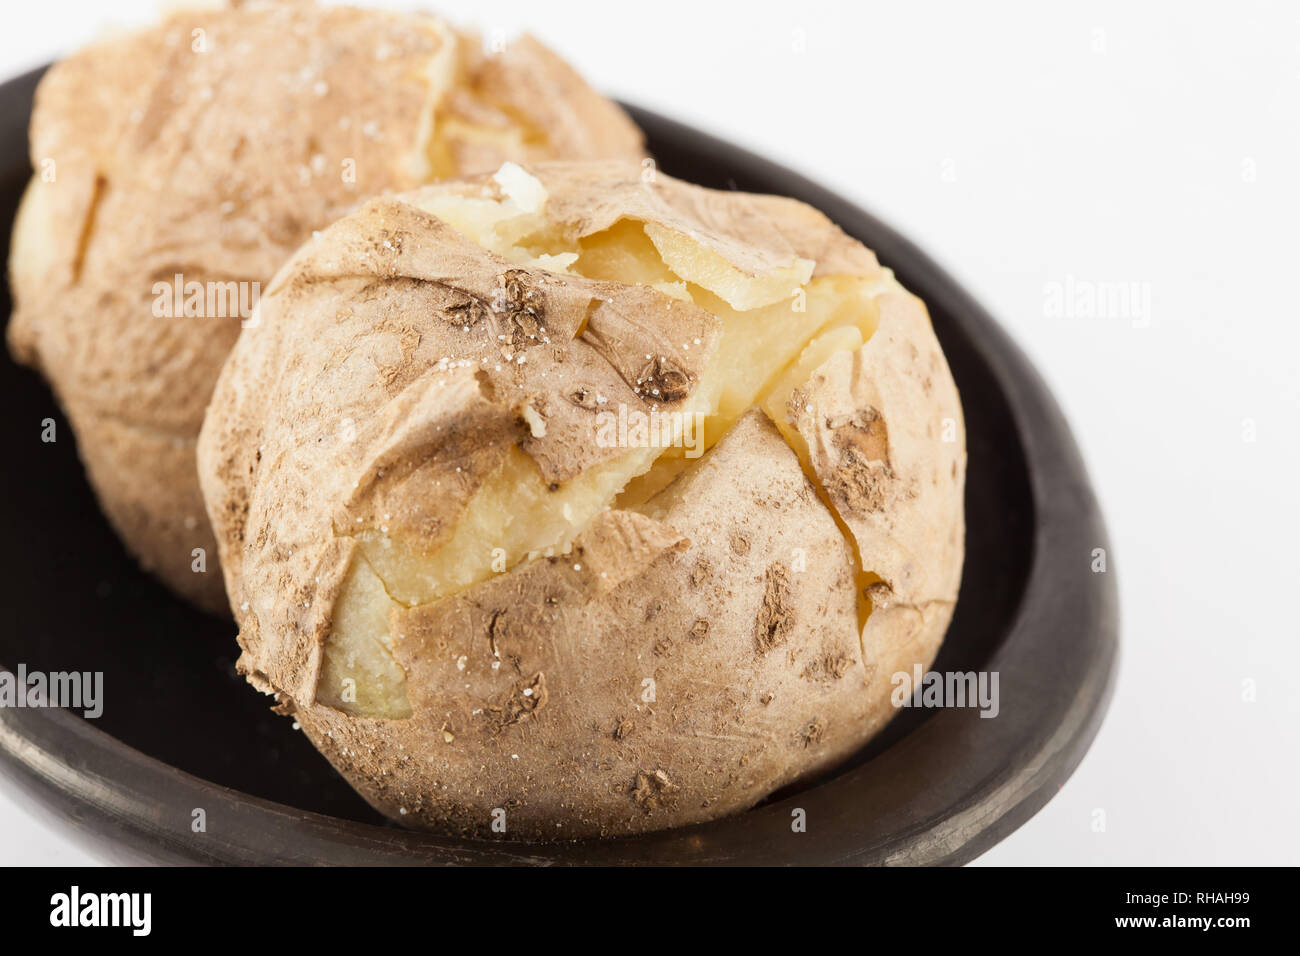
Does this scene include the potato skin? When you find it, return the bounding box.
[198,162,965,838]
[301,413,874,838]
[790,292,966,688]
[6,2,643,613]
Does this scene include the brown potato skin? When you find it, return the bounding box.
[198,162,965,838]
[6,3,643,613]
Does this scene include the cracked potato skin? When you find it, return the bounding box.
[6,1,643,613]
[198,162,965,838]
[301,414,872,837]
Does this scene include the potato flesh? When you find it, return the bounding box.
[415,31,546,181]
[317,555,411,718]
[408,19,463,182]
[705,277,880,430]
[643,221,814,311]
[322,176,888,717]
[426,120,534,180]
[352,444,660,607]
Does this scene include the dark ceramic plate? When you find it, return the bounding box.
[0,66,1117,865]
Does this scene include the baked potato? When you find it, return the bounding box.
[198,161,965,838]
[7,0,643,613]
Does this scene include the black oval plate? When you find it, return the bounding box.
[0,67,1117,865]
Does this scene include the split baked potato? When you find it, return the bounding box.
[198,161,966,838]
[7,1,642,612]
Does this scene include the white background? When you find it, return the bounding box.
[1,0,1297,866]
